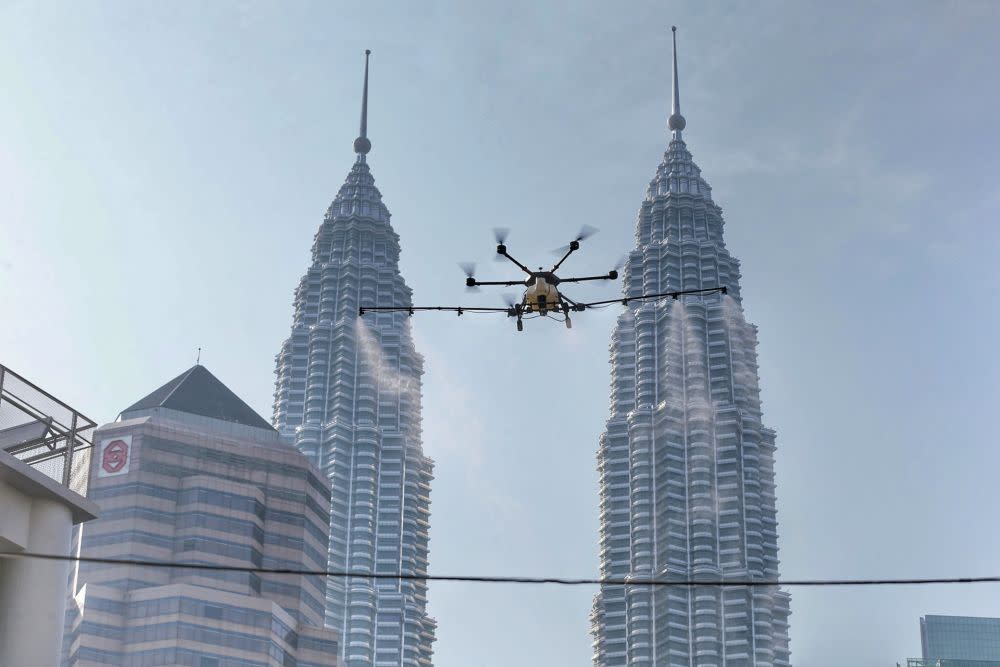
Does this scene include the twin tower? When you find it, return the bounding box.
[273,31,791,667]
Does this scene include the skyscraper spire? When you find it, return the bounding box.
[668,26,686,137]
[354,49,372,155]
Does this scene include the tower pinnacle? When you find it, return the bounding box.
[353,49,372,155]
[668,26,686,137]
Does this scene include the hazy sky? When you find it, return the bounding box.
[3,1,1000,665]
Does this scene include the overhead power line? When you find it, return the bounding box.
[3,551,1000,589]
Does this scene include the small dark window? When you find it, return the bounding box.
[203,604,223,620]
[200,658,219,667]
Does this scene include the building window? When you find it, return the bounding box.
[203,604,223,620]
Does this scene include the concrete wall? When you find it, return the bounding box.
[0,450,98,667]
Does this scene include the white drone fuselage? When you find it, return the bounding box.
[524,275,559,312]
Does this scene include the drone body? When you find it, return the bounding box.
[462,228,620,330]
[359,227,725,331]
[524,273,560,317]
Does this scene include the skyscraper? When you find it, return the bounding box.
[272,51,435,667]
[64,365,342,667]
[591,29,791,666]
[909,615,1000,666]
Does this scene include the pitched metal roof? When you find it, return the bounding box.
[122,365,274,431]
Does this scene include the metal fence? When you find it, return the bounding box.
[0,363,96,497]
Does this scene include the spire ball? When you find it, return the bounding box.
[353,137,371,154]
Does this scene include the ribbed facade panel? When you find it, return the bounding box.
[273,154,435,667]
[592,135,791,666]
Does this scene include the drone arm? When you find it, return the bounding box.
[557,272,618,284]
[550,245,577,273]
[497,249,534,276]
[469,279,529,287]
[575,286,727,309]
[359,305,513,316]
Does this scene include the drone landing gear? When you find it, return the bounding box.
[516,319,523,332]
[561,302,572,329]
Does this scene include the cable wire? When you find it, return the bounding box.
[3,551,998,589]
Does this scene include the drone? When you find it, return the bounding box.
[358,227,727,331]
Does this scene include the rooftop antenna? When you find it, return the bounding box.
[668,26,686,138]
[353,49,372,155]
[196,347,201,366]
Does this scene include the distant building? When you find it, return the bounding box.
[63,365,343,667]
[0,363,99,667]
[902,615,1000,666]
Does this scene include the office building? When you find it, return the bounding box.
[903,615,1000,667]
[63,365,342,667]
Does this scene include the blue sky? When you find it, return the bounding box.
[2,1,999,664]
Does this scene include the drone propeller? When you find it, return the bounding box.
[493,227,511,261]
[458,262,480,292]
[575,224,599,242]
[552,224,601,255]
[501,293,519,309]
[596,254,629,281]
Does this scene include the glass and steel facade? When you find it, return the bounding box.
[272,151,435,667]
[910,615,1000,666]
[64,370,342,667]
[589,70,791,665]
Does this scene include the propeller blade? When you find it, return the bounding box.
[552,224,599,254]
[493,227,510,244]
[575,224,599,242]
[612,254,628,271]
[458,262,477,279]
[501,293,519,308]
[465,285,482,293]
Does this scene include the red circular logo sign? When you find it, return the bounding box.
[102,440,129,473]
